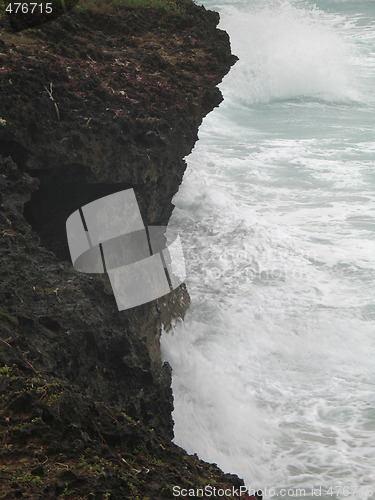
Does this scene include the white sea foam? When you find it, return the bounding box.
[161,0,375,498]
[217,0,362,104]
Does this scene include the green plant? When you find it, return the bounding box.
[162,484,176,494]
[151,458,163,467]
[47,391,63,406]
[9,472,41,486]
[11,422,26,432]
[78,0,184,15]
[0,365,11,376]
[121,412,137,425]
[1,443,13,453]
[78,454,120,477]
[0,3,6,20]
[61,484,77,497]
[128,482,137,493]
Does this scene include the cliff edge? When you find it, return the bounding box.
[0,1,254,498]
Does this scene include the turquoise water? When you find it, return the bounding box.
[161,1,375,498]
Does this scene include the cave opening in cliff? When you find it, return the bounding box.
[23,164,132,262]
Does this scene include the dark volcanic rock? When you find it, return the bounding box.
[0,1,251,498]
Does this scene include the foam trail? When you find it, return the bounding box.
[218,0,362,104]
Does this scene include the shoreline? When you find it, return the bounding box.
[0,1,258,498]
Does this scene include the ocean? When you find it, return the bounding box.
[161,1,375,498]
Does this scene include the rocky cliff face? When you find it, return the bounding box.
[0,2,254,498]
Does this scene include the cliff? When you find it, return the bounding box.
[0,1,254,498]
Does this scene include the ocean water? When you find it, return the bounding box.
[161,1,375,498]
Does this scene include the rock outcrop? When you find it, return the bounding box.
[0,1,253,498]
